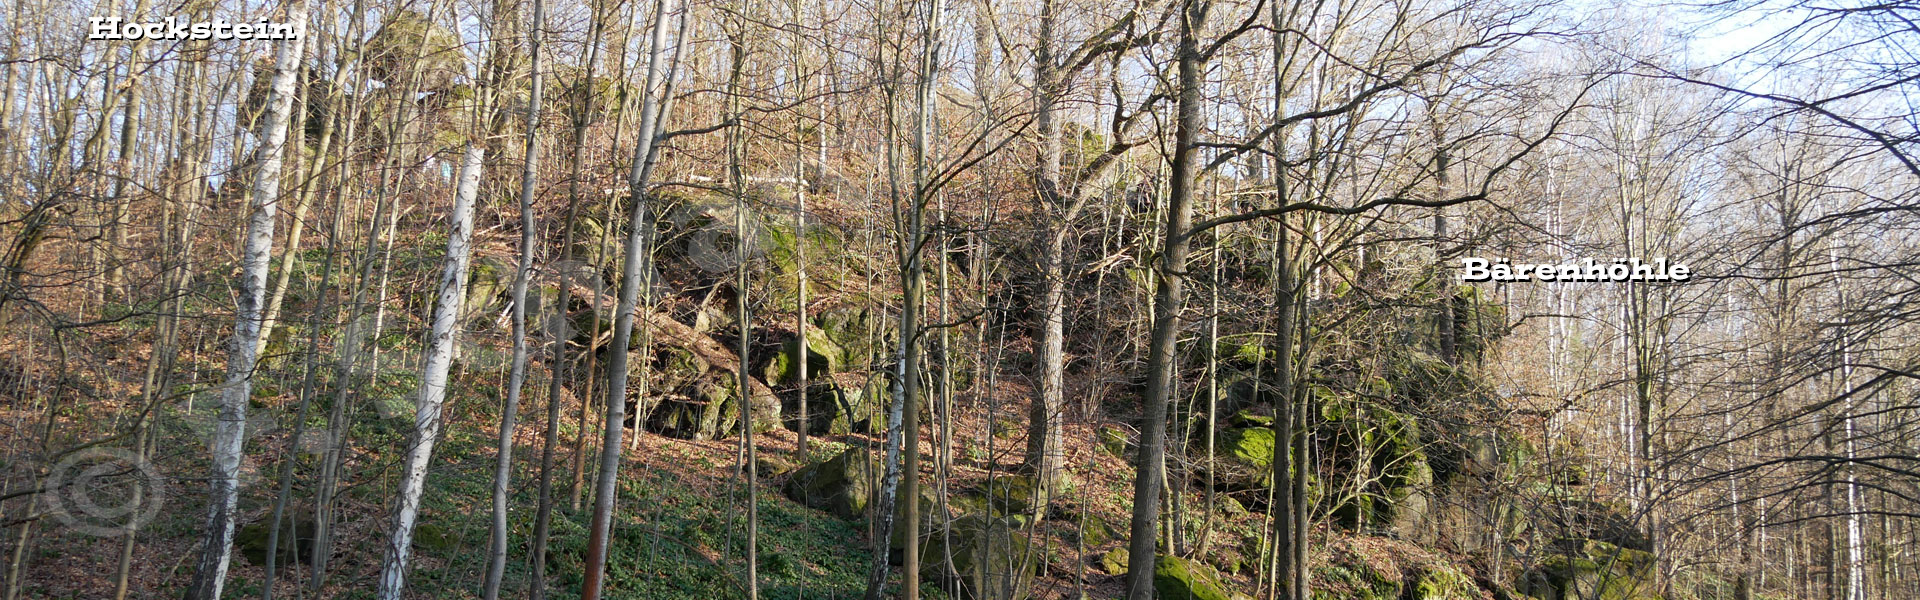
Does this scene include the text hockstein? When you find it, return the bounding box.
[1459,258,1692,283]
[89,16,301,41]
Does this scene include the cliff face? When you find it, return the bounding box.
[539,191,1670,600]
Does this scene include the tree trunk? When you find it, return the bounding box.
[531,0,604,594]
[580,0,677,595]
[103,0,153,300]
[1025,0,1068,491]
[483,0,544,596]
[725,11,758,597]
[1123,1,1199,597]
[375,144,486,600]
[181,1,309,595]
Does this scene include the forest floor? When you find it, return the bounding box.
[6,341,1484,600]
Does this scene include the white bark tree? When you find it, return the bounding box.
[180,1,310,596]
[376,144,487,600]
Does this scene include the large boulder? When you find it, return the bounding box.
[1097,547,1129,576]
[1320,395,1433,532]
[1097,424,1131,457]
[236,515,317,566]
[462,255,510,325]
[889,483,945,554]
[1217,425,1278,488]
[781,448,945,557]
[764,326,842,386]
[947,474,1054,529]
[1215,369,1280,419]
[783,381,870,436]
[647,374,778,440]
[363,10,464,91]
[1541,499,1651,552]
[1209,425,1316,496]
[768,327,861,435]
[814,301,891,371]
[782,449,877,519]
[1152,555,1238,600]
[983,474,1050,519]
[629,311,782,440]
[1314,560,1404,600]
[1523,539,1659,600]
[919,515,1039,600]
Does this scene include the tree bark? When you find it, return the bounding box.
[1025,0,1067,491]
[531,0,604,594]
[580,0,677,595]
[482,0,545,595]
[1123,1,1200,597]
[376,144,487,600]
[181,1,309,595]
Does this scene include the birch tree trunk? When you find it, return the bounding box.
[865,1,939,597]
[376,144,486,600]
[180,1,309,596]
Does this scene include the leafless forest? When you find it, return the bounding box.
[0,0,1915,598]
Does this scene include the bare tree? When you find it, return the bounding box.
[580,0,680,595]
[182,1,311,596]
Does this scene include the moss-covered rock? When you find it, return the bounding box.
[1227,409,1273,428]
[768,327,853,435]
[782,449,877,519]
[1312,562,1403,600]
[363,10,466,91]
[815,302,888,370]
[761,217,855,312]
[755,455,794,479]
[889,483,944,553]
[950,477,1047,528]
[462,255,509,326]
[920,514,1039,600]
[1461,430,1535,481]
[236,516,316,566]
[413,522,458,553]
[981,474,1049,519]
[1322,395,1433,532]
[1098,546,1129,576]
[784,381,864,436]
[1540,499,1651,553]
[1071,512,1124,548]
[1215,369,1280,420]
[764,326,842,386]
[1153,555,1237,600]
[648,374,778,440]
[1529,539,1659,600]
[830,383,876,435]
[1097,424,1131,457]
[1216,425,1279,488]
[1551,462,1589,486]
